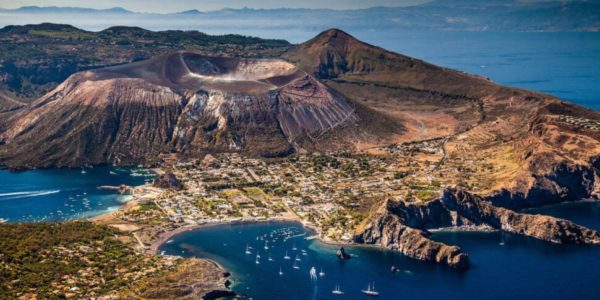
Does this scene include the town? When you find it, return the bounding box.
[103,137,502,250]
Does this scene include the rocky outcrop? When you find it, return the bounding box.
[336,247,351,260]
[442,189,600,244]
[355,199,469,268]
[153,172,183,190]
[356,188,600,268]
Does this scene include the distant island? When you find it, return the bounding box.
[1,23,600,298]
[0,0,598,32]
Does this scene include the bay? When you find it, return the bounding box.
[159,201,600,299]
[0,166,154,222]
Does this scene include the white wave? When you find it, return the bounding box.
[0,190,61,200]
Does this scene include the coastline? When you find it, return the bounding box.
[148,213,304,254]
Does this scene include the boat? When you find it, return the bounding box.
[255,253,260,264]
[499,231,506,246]
[295,254,301,261]
[309,267,317,280]
[81,169,87,174]
[319,267,325,277]
[0,218,7,224]
[268,253,274,262]
[245,244,252,255]
[264,241,269,250]
[293,261,300,270]
[362,282,379,296]
[332,285,344,295]
[292,243,298,251]
[279,267,283,275]
[284,251,290,260]
[256,252,261,259]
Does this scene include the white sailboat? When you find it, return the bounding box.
[279,267,283,275]
[255,253,260,264]
[332,285,344,295]
[292,243,298,251]
[319,267,325,277]
[264,241,269,250]
[309,267,317,280]
[361,282,379,296]
[284,251,291,260]
[245,244,252,255]
[295,254,301,261]
[268,253,274,262]
[293,260,300,270]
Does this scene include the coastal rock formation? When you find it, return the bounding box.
[153,172,183,190]
[356,188,600,268]
[355,199,469,268]
[336,247,351,260]
[441,189,600,244]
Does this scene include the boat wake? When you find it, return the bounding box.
[0,190,61,200]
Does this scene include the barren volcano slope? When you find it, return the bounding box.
[0,52,376,168]
[283,29,600,208]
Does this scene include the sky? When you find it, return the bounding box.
[0,0,431,13]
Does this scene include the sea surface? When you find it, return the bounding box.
[160,201,600,300]
[0,166,154,222]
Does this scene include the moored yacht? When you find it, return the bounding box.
[332,285,344,295]
[362,282,379,296]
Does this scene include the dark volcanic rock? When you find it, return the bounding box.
[336,247,351,260]
[153,172,183,190]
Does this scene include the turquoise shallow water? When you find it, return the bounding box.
[0,166,154,222]
[159,202,600,300]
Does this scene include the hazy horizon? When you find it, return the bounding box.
[0,0,431,13]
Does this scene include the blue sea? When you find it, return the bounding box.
[0,166,154,222]
[160,202,600,300]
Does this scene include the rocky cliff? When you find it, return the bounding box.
[356,188,600,268]
[354,200,469,268]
